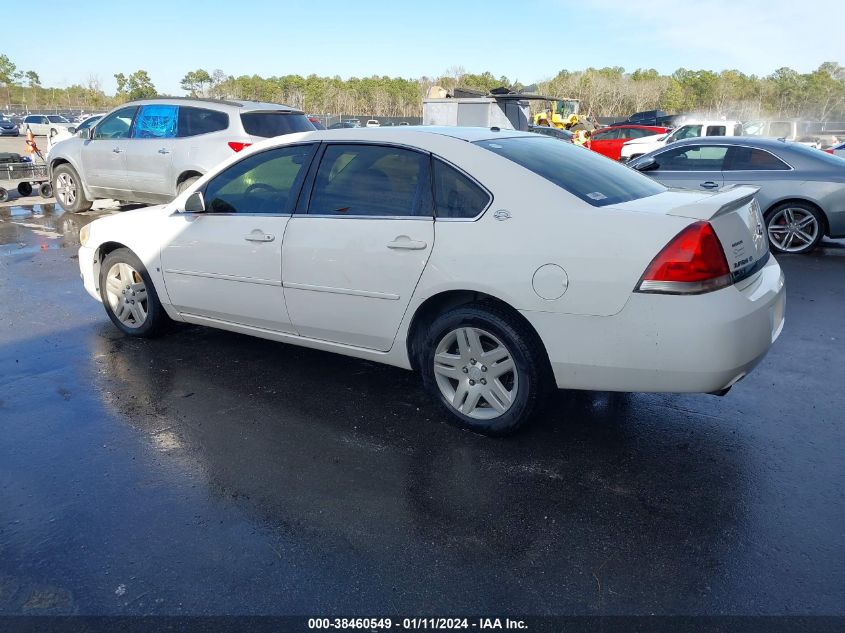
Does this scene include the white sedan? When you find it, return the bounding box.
[77,127,785,435]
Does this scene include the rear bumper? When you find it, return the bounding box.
[523,256,785,393]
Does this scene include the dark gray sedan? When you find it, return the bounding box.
[629,136,845,254]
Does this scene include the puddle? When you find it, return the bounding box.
[0,203,117,251]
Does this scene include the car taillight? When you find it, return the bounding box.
[823,148,834,154]
[228,142,252,152]
[635,221,731,295]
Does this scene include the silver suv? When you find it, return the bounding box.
[48,98,315,212]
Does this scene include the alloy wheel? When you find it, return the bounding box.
[767,207,819,253]
[433,327,518,420]
[104,262,148,328]
[56,172,77,207]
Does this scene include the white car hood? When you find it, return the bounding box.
[623,133,668,146]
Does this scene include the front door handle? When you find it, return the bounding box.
[387,236,427,250]
[700,181,719,189]
[112,147,122,154]
[244,231,275,242]
[158,148,170,155]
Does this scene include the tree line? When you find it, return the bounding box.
[2,52,844,121]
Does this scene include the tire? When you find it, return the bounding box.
[99,248,169,338]
[52,163,93,212]
[39,182,53,198]
[177,176,200,195]
[17,182,33,197]
[0,187,7,202]
[420,302,549,436]
[765,202,824,255]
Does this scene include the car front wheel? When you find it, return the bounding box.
[421,302,548,436]
[52,163,93,212]
[99,248,168,337]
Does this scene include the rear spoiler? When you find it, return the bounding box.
[667,185,760,221]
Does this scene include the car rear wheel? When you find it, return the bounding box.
[421,302,548,436]
[99,248,168,338]
[53,163,92,212]
[765,202,824,255]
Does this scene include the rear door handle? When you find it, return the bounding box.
[387,236,427,250]
[158,148,170,155]
[700,181,719,189]
[244,232,275,242]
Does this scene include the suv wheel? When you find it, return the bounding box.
[420,302,548,436]
[53,163,92,212]
[177,176,200,195]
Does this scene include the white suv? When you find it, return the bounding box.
[620,120,743,162]
[48,98,315,212]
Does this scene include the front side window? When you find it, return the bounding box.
[178,107,228,137]
[308,144,430,217]
[727,147,790,171]
[655,145,729,171]
[593,128,621,140]
[433,158,490,219]
[203,144,316,214]
[132,105,178,139]
[92,106,138,140]
[670,125,702,142]
[76,116,102,132]
[475,136,664,207]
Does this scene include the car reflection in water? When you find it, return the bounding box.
[87,321,746,604]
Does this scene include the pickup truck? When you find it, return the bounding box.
[619,120,743,162]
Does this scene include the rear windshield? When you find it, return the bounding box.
[474,136,665,206]
[788,142,845,166]
[240,112,315,137]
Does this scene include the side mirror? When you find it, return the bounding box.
[78,127,92,140]
[67,127,76,134]
[184,191,206,213]
[633,157,659,172]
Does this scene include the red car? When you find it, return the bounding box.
[587,125,670,160]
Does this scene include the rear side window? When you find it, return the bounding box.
[132,104,178,139]
[433,159,491,219]
[308,144,430,217]
[727,147,790,171]
[705,126,726,136]
[241,112,315,137]
[178,107,228,137]
[475,136,664,206]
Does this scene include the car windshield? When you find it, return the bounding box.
[475,136,665,207]
[240,112,315,137]
[77,116,102,131]
[47,115,70,123]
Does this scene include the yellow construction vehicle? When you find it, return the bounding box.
[533,98,597,132]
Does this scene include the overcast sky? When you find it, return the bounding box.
[7,0,844,94]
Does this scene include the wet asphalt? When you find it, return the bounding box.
[0,202,843,617]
